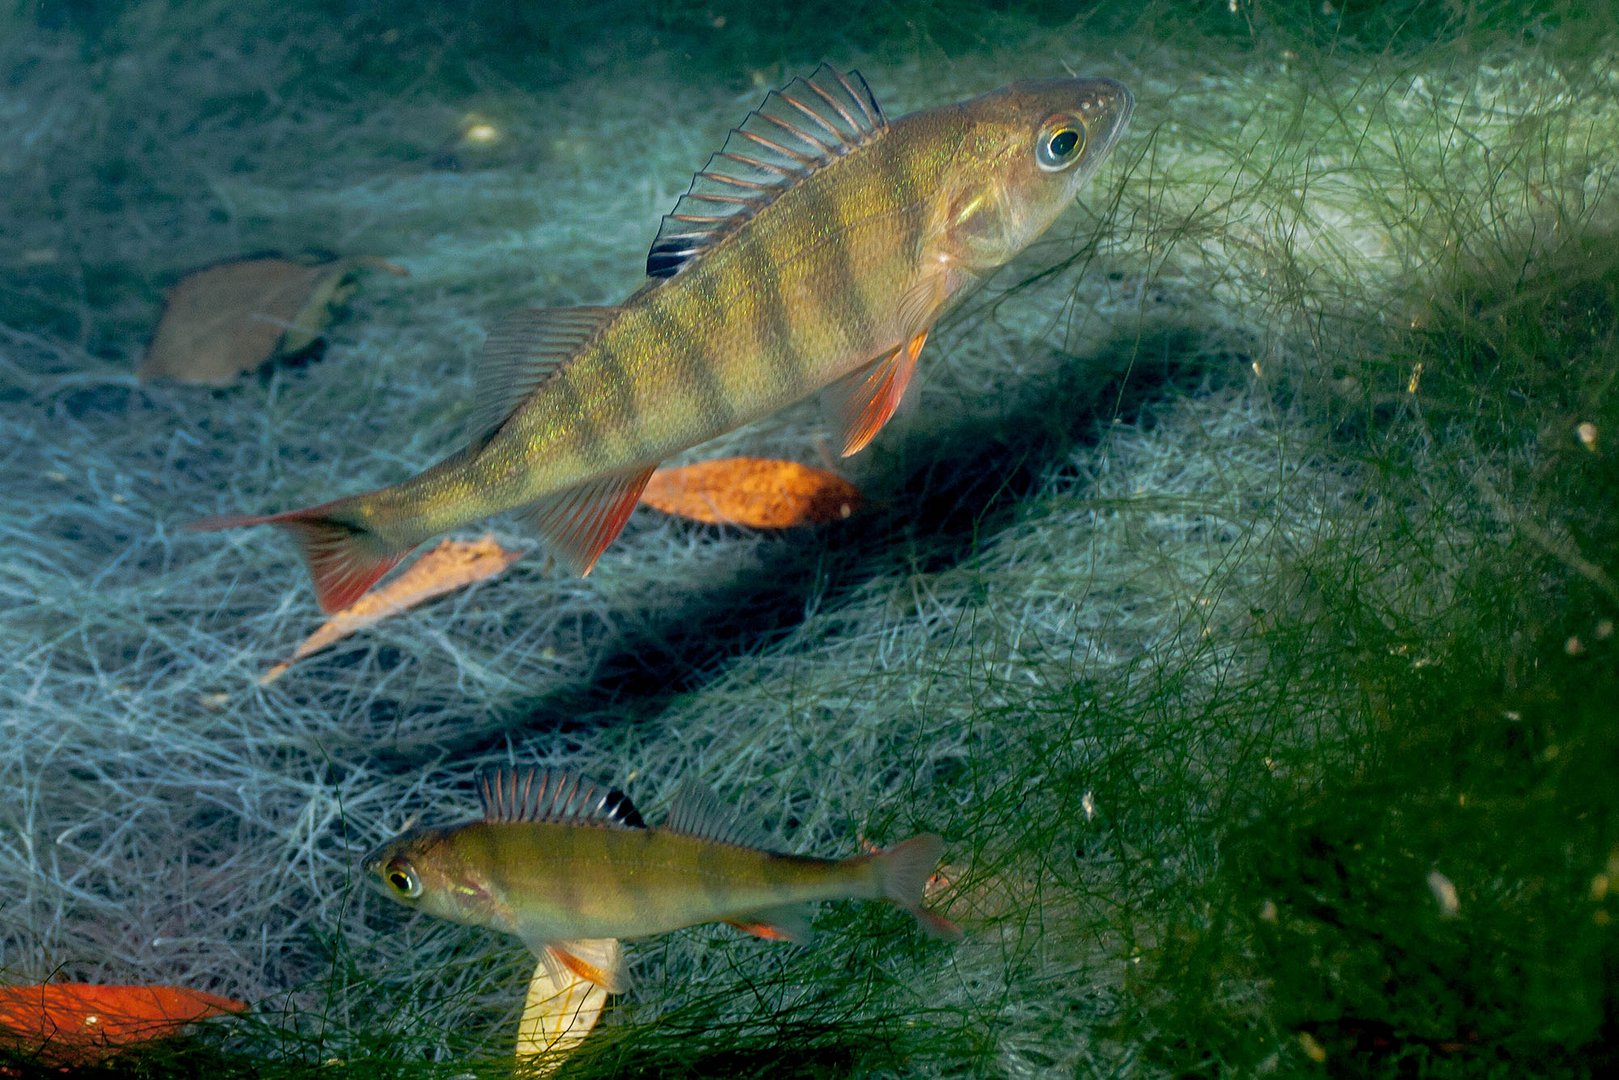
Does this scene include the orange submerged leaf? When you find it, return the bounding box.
[0,982,246,1063]
[260,535,523,684]
[139,255,407,385]
[640,457,864,528]
[514,944,615,1072]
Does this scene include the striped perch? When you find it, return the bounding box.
[363,767,962,991]
[198,65,1134,611]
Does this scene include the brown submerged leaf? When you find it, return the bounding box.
[139,255,407,385]
[640,457,864,528]
[514,944,615,1071]
[259,535,522,684]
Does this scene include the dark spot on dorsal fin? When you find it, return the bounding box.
[477,767,646,828]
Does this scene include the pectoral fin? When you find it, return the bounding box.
[825,329,929,457]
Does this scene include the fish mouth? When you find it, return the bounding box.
[1083,77,1135,161]
[358,841,394,885]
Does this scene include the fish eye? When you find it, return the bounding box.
[1036,122,1086,171]
[384,860,422,899]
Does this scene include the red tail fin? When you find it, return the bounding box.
[874,834,964,941]
[190,501,410,612]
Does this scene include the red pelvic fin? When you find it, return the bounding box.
[545,939,626,993]
[826,329,929,457]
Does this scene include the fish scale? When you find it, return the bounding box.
[197,65,1134,612]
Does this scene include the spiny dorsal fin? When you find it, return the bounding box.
[522,465,657,576]
[478,767,647,828]
[472,306,618,443]
[647,64,887,279]
[662,780,769,849]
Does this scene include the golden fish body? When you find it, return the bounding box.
[364,768,959,990]
[202,66,1134,610]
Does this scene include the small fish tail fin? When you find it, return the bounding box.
[190,498,410,612]
[873,833,963,941]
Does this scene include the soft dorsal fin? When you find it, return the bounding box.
[646,64,887,279]
[478,767,647,828]
[472,307,618,443]
[661,780,769,849]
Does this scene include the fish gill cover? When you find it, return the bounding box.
[2,0,1618,1076]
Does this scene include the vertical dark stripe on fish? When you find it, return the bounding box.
[696,841,734,913]
[642,296,731,448]
[866,142,918,318]
[796,179,870,352]
[550,369,614,472]
[737,236,810,400]
[678,271,741,431]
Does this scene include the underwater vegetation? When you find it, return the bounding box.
[3,0,1618,1075]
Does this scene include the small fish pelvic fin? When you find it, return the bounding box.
[536,937,628,994]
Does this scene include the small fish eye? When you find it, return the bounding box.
[1036,124,1086,171]
[385,861,422,898]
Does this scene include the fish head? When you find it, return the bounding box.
[939,76,1134,271]
[361,825,499,929]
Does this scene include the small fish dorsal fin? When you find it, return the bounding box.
[646,64,887,279]
[662,780,769,849]
[478,767,647,828]
[472,307,618,443]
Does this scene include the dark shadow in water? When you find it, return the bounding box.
[357,320,1242,770]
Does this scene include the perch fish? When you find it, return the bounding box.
[363,768,961,991]
[199,65,1134,611]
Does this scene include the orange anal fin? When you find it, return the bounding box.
[523,466,656,576]
[828,329,929,458]
[724,903,814,943]
[190,503,409,613]
[725,919,792,941]
[546,939,627,993]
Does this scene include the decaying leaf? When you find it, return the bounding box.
[640,457,864,528]
[0,982,246,1064]
[259,535,523,684]
[138,255,407,385]
[514,943,615,1072]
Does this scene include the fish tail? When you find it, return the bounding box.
[190,497,411,613]
[873,833,963,941]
